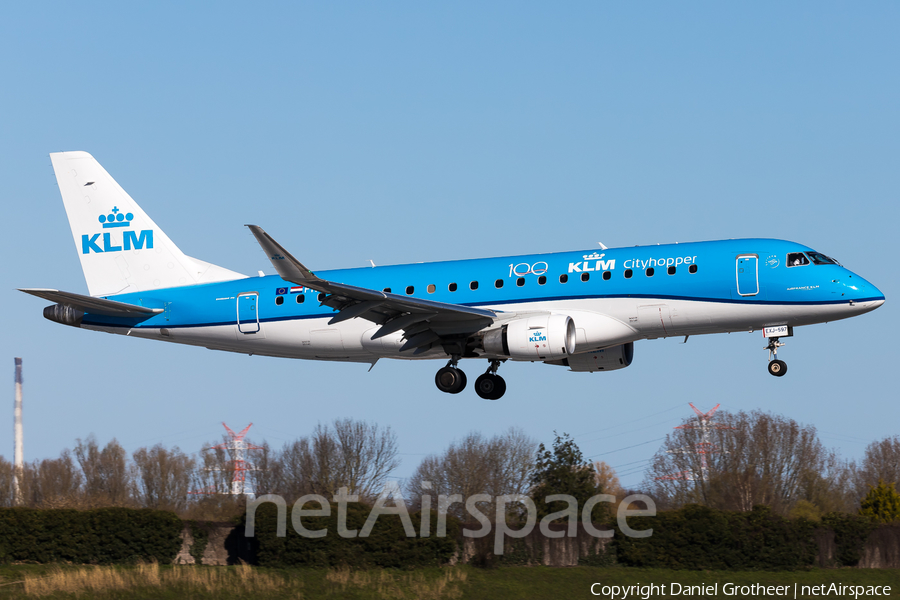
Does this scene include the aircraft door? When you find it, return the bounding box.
[736,255,759,296]
[237,292,260,334]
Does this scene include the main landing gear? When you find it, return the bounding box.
[435,359,467,394]
[474,360,506,400]
[765,337,788,377]
[434,358,507,399]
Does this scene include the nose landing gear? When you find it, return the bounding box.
[474,360,506,400]
[765,337,788,377]
[435,357,467,394]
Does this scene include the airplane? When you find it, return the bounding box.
[21,152,885,400]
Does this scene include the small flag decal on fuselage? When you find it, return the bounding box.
[290,286,304,294]
[276,287,288,295]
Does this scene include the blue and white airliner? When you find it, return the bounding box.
[22,152,885,399]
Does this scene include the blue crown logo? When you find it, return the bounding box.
[98,207,134,229]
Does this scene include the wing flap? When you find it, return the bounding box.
[19,288,163,318]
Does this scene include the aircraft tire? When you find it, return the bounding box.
[435,366,466,393]
[475,373,506,400]
[767,360,788,377]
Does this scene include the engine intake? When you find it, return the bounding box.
[484,314,575,360]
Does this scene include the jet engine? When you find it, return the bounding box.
[483,314,575,360]
[547,342,634,372]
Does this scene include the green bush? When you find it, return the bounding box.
[859,480,900,524]
[821,512,877,567]
[244,502,459,568]
[0,507,183,565]
[188,520,212,564]
[613,504,817,571]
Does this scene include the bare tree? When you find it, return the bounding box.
[406,428,537,518]
[273,419,400,501]
[0,456,15,507]
[594,461,625,500]
[276,437,316,501]
[23,450,83,508]
[248,441,281,496]
[74,436,131,506]
[644,410,846,515]
[131,444,195,512]
[851,435,900,503]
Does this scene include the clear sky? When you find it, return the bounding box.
[1,2,897,490]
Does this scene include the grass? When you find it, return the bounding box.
[0,564,897,599]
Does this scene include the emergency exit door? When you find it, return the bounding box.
[736,255,759,297]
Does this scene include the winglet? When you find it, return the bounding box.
[246,225,326,291]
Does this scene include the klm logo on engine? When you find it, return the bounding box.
[568,252,615,273]
[528,329,548,343]
[81,207,153,254]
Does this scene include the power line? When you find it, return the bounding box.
[574,404,684,438]
[579,417,682,446]
[587,436,667,459]
[607,458,653,470]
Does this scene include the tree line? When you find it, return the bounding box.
[643,409,900,520]
[0,410,897,522]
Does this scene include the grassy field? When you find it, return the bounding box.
[0,564,897,599]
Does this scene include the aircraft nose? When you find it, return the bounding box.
[845,271,885,311]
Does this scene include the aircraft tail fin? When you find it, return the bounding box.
[50,151,245,297]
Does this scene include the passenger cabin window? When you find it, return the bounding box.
[383,287,391,293]
[646,267,655,277]
[406,285,415,295]
[449,283,458,292]
[538,275,547,285]
[602,271,611,280]
[624,269,633,279]
[559,274,568,284]
[318,293,325,302]
[807,252,839,265]
[689,264,698,274]
[581,272,590,282]
[667,266,676,275]
[427,284,436,293]
[787,252,810,267]
[516,277,525,287]
[495,279,504,289]
[296,294,305,304]
[275,296,284,305]
[470,281,479,290]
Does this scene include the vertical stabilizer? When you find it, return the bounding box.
[50,151,245,296]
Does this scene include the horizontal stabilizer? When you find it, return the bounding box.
[19,288,163,317]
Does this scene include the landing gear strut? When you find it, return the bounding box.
[474,360,507,400]
[765,337,788,377]
[435,357,467,394]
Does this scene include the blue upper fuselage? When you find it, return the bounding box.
[84,238,884,330]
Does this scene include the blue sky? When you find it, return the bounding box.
[1,2,898,490]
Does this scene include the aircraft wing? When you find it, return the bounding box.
[19,288,164,318]
[247,225,497,353]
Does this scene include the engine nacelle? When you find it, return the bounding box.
[556,342,634,372]
[483,314,575,361]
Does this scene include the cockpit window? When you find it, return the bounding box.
[807,252,839,266]
[787,252,810,267]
